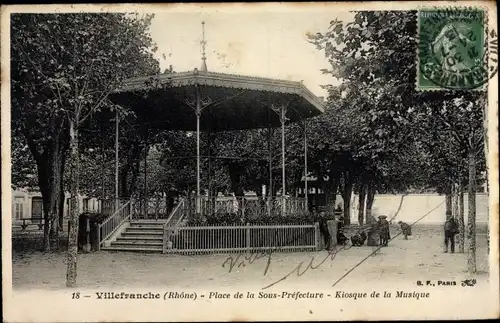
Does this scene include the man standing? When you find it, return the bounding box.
[318,206,331,250]
[444,211,459,253]
[377,215,390,247]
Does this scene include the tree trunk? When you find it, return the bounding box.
[445,191,452,215]
[38,168,51,251]
[389,193,407,223]
[166,191,175,214]
[24,119,69,252]
[129,158,140,198]
[117,140,142,199]
[271,177,279,197]
[450,183,459,254]
[58,138,69,231]
[322,185,330,213]
[23,129,51,251]
[255,185,263,200]
[66,119,80,287]
[482,97,489,255]
[330,176,339,210]
[365,182,376,224]
[32,145,58,252]
[458,182,465,253]
[313,185,320,211]
[42,193,50,251]
[58,180,65,232]
[48,134,63,251]
[452,185,457,216]
[39,135,65,251]
[357,182,367,225]
[341,172,353,226]
[467,150,476,273]
[316,175,325,212]
[227,162,245,197]
[119,165,130,199]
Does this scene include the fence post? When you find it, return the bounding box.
[314,222,322,251]
[246,223,250,253]
[242,198,246,220]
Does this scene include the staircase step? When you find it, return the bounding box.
[111,241,163,247]
[124,229,163,235]
[114,239,163,245]
[130,220,169,224]
[121,234,163,240]
[116,236,163,242]
[101,246,163,253]
[127,225,164,229]
[128,224,165,230]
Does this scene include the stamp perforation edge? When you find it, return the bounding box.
[415,4,490,92]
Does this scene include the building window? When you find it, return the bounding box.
[31,197,43,219]
[14,198,24,220]
[83,198,89,212]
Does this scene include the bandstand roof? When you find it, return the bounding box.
[109,70,325,132]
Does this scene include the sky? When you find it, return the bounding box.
[148,8,355,98]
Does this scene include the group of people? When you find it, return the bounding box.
[316,205,343,250]
[350,215,411,247]
[316,205,459,252]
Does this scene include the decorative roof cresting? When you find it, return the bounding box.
[200,21,208,72]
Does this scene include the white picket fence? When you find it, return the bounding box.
[163,223,320,255]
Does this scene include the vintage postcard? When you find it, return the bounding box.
[1,1,499,322]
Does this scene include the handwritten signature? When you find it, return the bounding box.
[221,248,274,276]
[261,243,354,289]
[221,229,354,289]
[221,231,305,276]
[222,202,444,290]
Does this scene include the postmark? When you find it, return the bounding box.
[417,7,493,91]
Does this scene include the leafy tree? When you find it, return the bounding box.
[11,13,160,287]
[307,8,487,264]
[419,91,486,271]
[11,134,39,190]
[309,12,484,253]
[306,11,421,224]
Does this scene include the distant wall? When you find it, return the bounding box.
[345,193,489,224]
[11,190,100,223]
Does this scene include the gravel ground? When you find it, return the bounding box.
[12,224,490,290]
[7,223,496,321]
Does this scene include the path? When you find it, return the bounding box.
[12,224,489,290]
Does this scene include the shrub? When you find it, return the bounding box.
[185,212,335,226]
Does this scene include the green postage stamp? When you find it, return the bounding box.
[418,8,487,90]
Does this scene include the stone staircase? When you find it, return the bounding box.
[101,220,166,253]
[100,198,188,253]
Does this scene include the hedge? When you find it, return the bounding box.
[186,212,335,226]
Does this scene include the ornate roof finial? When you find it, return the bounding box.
[200,21,208,72]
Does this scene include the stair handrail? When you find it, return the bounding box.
[173,198,189,227]
[162,222,170,254]
[98,200,132,244]
[162,198,187,252]
[174,211,186,227]
[165,198,185,226]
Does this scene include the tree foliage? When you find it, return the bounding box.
[11,13,160,287]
